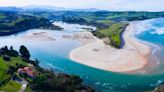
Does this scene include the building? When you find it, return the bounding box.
[18,67,36,78]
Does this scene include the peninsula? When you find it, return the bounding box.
[70,22,150,72]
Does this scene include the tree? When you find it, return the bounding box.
[3,55,10,61]
[34,59,40,67]
[4,46,9,54]
[10,46,13,51]
[19,45,30,59]
[4,46,8,51]
[8,46,18,57]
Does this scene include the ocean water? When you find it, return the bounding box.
[0,21,164,92]
[134,18,164,45]
[134,18,164,73]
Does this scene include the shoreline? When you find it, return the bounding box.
[21,31,56,41]
[69,22,155,73]
[130,22,162,73]
[133,32,161,64]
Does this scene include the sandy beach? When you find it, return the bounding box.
[70,22,151,72]
[22,31,56,41]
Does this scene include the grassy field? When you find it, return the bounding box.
[6,57,28,67]
[0,57,8,70]
[93,22,128,48]
[0,56,30,92]
[0,56,28,84]
[0,56,27,68]
[97,20,115,25]
[0,80,22,92]
[24,86,33,92]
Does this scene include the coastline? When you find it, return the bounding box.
[69,22,153,73]
[130,21,162,73]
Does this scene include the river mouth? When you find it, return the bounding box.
[0,21,164,92]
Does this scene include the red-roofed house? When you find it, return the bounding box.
[18,67,36,78]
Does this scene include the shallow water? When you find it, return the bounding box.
[0,21,164,92]
[134,18,164,74]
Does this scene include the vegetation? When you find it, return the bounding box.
[93,22,128,48]
[24,86,33,92]
[23,11,164,22]
[0,80,22,92]
[1,9,164,48]
[0,45,94,92]
[38,11,162,48]
[0,11,63,36]
[19,45,30,59]
[0,8,164,91]
[30,70,93,92]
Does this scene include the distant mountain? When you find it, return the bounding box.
[22,5,100,12]
[72,8,100,12]
[0,7,22,12]
[21,5,66,12]
[0,5,101,12]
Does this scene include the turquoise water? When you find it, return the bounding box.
[134,18,164,74]
[0,21,164,92]
[135,18,164,45]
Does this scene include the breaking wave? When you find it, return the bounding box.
[134,19,164,35]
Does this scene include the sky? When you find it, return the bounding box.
[0,0,164,11]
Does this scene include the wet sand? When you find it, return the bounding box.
[70,22,151,72]
[22,31,55,41]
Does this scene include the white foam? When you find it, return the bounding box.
[53,21,97,32]
[155,28,164,35]
[134,20,153,35]
[134,19,164,35]
[150,80,164,87]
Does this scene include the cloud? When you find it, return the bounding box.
[0,0,163,11]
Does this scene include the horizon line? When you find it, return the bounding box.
[0,5,164,12]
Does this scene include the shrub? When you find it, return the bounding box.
[3,55,10,61]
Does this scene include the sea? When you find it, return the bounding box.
[0,19,164,92]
